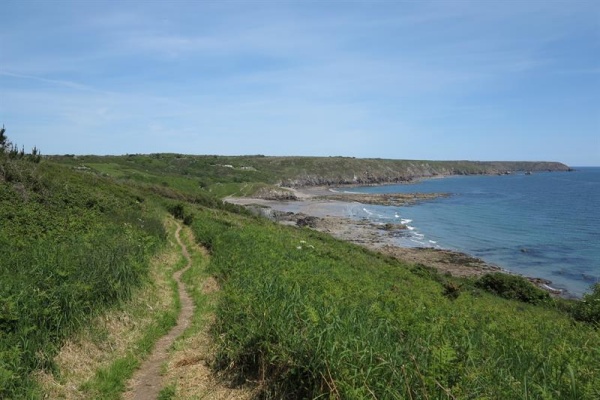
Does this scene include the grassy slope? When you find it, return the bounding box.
[4,153,594,399]
[190,208,599,399]
[39,217,184,399]
[0,157,166,398]
[49,154,570,197]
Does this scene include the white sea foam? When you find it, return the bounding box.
[407,226,416,231]
[350,169,600,297]
[401,219,412,224]
[542,284,562,293]
[363,208,373,215]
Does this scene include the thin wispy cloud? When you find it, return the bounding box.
[0,71,99,92]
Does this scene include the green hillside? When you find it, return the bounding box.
[49,153,571,197]
[190,206,599,399]
[0,155,166,397]
[2,145,597,399]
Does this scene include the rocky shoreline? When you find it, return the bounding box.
[225,187,566,297]
[315,192,450,206]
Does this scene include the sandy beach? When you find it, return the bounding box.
[225,186,562,293]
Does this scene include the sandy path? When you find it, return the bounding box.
[125,223,194,399]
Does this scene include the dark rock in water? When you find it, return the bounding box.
[526,277,563,294]
[581,273,598,283]
[380,223,395,231]
[527,276,552,285]
[272,210,295,220]
[297,216,319,228]
[388,229,411,239]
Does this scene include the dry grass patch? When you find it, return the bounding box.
[162,283,255,400]
[36,218,182,399]
[161,225,256,400]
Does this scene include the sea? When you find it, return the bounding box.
[343,167,600,297]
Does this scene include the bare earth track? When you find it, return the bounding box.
[124,223,194,399]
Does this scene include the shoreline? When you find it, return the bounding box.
[225,187,570,298]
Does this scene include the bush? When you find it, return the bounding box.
[476,273,550,304]
[168,203,185,220]
[572,283,600,324]
[442,280,462,300]
[410,263,444,283]
[166,202,194,225]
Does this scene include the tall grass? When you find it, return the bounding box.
[190,209,600,399]
[0,158,166,398]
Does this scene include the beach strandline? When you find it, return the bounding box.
[225,186,567,297]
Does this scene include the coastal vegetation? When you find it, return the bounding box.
[187,207,599,399]
[43,219,185,399]
[49,153,570,196]
[573,284,600,324]
[475,272,551,305]
[0,138,166,397]
[1,142,596,398]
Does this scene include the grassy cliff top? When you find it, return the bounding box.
[49,154,571,195]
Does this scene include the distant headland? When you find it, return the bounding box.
[265,158,572,187]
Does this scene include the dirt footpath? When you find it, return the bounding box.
[124,223,194,399]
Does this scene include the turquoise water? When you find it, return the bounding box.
[347,168,600,297]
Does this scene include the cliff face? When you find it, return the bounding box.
[275,159,571,187]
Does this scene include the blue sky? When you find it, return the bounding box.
[1,1,599,165]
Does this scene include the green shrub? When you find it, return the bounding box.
[410,263,444,283]
[476,272,551,304]
[168,203,186,220]
[442,280,462,300]
[572,283,600,324]
[166,202,196,225]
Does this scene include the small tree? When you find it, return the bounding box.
[29,146,41,163]
[0,126,41,162]
[0,125,9,152]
